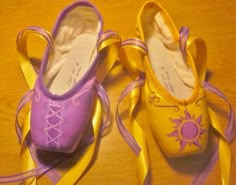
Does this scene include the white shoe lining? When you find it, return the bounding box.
[146,12,194,99]
[43,6,101,95]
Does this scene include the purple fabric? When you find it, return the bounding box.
[30,77,96,153]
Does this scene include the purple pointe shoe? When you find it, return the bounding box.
[24,1,115,153]
[0,1,120,182]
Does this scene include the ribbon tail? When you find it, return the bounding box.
[130,81,150,185]
[219,138,231,185]
[208,108,231,185]
[116,75,150,185]
[116,38,150,185]
[131,118,150,185]
[21,112,61,184]
[20,112,36,185]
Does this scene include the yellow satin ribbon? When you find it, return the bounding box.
[16,26,120,185]
[188,37,231,185]
[17,27,54,89]
[20,111,36,185]
[119,41,150,185]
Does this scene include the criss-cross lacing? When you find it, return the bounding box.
[43,101,65,147]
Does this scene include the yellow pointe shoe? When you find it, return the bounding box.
[117,1,235,185]
[136,1,209,157]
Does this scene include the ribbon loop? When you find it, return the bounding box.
[96,31,121,82]
[187,36,207,82]
[119,38,148,78]
[179,26,207,82]
[17,26,54,89]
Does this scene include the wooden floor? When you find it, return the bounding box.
[0,0,236,185]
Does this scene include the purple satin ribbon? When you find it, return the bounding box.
[179,26,189,62]
[95,80,111,131]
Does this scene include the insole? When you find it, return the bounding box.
[146,13,194,99]
[48,33,97,95]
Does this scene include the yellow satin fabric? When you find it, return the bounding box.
[16,27,120,185]
[119,42,150,185]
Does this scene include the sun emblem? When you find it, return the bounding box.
[167,109,206,152]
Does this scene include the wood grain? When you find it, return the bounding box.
[0,0,235,185]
